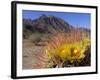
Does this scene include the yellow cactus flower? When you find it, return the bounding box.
[45,31,91,67]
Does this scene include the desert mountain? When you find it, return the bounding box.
[23,15,90,39]
[23,15,73,33]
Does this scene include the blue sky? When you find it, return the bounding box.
[23,10,91,29]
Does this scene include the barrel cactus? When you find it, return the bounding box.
[45,30,91,68]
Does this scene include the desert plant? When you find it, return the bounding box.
[45,29,91,68]
[29,32,42,44]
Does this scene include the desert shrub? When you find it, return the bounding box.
[23,28,33,39]
[29,32,42,44]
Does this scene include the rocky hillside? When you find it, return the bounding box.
[23,14,90,39]
[23,15,74,38]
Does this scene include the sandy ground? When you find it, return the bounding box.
[22,39,46,69]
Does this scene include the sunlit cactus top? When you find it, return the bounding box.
[45,29,91,65]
